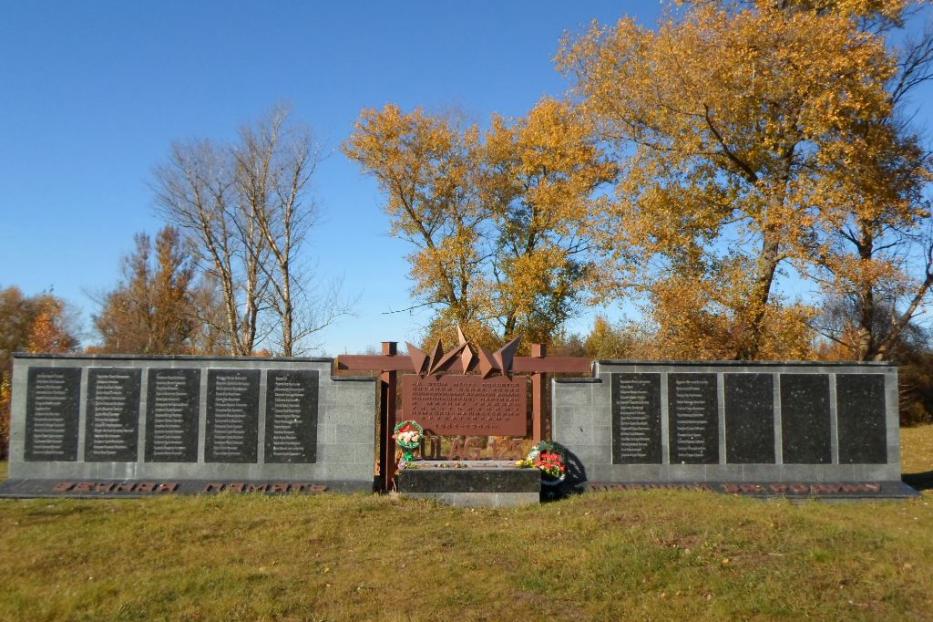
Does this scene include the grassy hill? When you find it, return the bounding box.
[0,427,930,621]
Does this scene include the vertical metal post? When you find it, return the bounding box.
[379,341,398,492]
[531,343,546,442]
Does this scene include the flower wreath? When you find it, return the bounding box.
[517,441,567,484]
[393,420,423,462]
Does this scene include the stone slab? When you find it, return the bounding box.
[85,368,141,462]
[145,368,200,463]
[401,492,541,507]
[206,369,259,463]
[611,373,661,464]
[781,374,831,464]
[264,370,318,463]
[397,461,541,493]
[25,367,81,462]
[668,373,718,464]
[724,373,775,464]
[837,374,887,464]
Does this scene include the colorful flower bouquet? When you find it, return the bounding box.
[516,441,567,485]
[393,420,423,462]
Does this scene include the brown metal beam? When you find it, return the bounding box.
[377,342,398,493]
[531,344,546,442]
[340,353,592,375]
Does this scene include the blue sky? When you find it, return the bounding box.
[1,2,930,355]
[1,1,661,354]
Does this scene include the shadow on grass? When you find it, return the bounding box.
[903,470,933,491]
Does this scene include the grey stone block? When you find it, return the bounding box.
[402,492,540,508]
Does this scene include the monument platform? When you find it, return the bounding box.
[396,460,541,507]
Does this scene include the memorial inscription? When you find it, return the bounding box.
[85,368,141,462]
[206,370,260,463]
[668,373,719,464]
[25,367,81,461]
[145,369,200,462]
[264,370,318,463]
[401,375,527,436]
[611,373,662,464]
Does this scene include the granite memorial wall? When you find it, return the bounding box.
[7,354,376,491]
[553,361,902,484]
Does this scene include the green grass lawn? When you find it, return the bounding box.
[0,427,931,622]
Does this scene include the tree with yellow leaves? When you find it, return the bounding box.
[344,99,615,344]
[559,0,927,359]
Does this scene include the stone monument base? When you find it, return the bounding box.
[586,480,919,499]
[396,460,541,507]
[0,478,349,498]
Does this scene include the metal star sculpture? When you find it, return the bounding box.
[405,327,522,378]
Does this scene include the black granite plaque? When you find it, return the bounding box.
[265,370,318,463]
[781,374,831,464]
[837,374,887,464]
[724,373,775,464]
[668,373,719,464]
[611,373,662,464]
[85,368,141,462]
[145,369,200,462]
[206,369,260,463]
[25,367,80,461]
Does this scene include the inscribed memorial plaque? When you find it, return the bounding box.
[781,374,831,464]
[724,373,775,464]
[264,370,318,463]
[401,375,527,436]
[206,370,259,463]
[145,368,200,462]
[85,368,141,462]
[25,367,80,461]
[611,373,661,464]
[837,374,887,464]
[668,373,719,464]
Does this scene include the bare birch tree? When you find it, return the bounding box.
[153,139,268,355]
[154,107,349,356]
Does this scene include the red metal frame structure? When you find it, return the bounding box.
[337,333,591,492]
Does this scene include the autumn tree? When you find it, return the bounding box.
[481,99,616,342]
[559,1,904,359]
[0,287,79,458]
[155,107,347,355]
[93,226,225,354]
[345,105,485,333]
[344,99,614,345]
[583,316,638,360]
[806,31,933,360]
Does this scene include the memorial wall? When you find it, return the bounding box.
[6,354,376,492]
[553,361,902,484]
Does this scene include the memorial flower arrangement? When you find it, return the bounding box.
[393,420,423,462]
[517,441,567,484]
